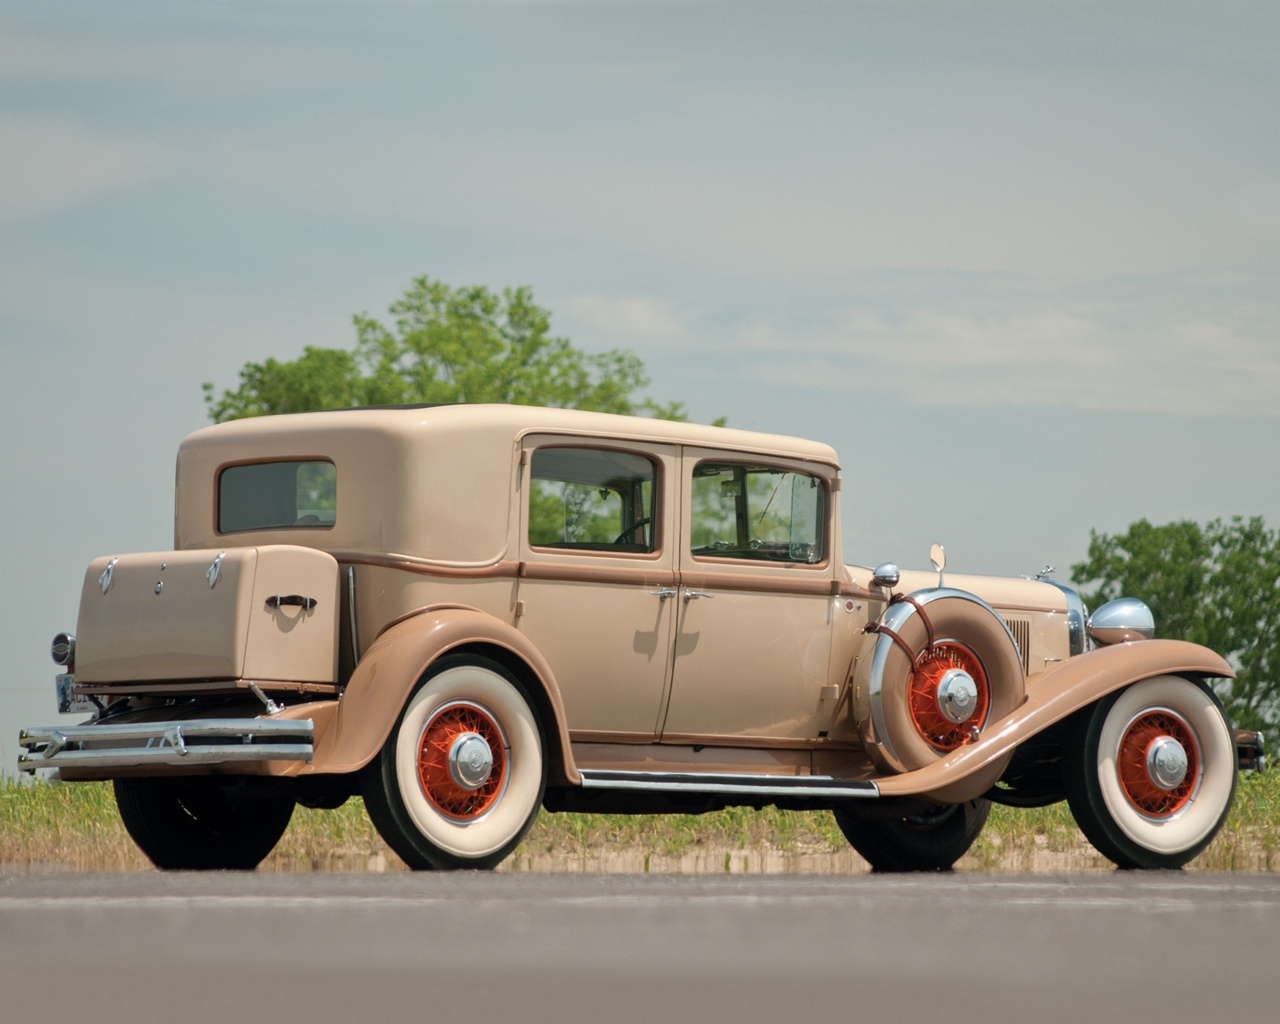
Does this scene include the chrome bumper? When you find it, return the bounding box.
[17,719,314,773]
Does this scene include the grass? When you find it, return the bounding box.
[2,770,1277,873]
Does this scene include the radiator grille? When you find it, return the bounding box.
[1003,617,1032,674]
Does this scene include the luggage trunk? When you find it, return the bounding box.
[74,545,339,685]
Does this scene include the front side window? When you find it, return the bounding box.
[690,463,825,563]
[218,460,336,532]
[529,447,656,553]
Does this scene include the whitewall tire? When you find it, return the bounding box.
[1065,675,1235,870]
[361,655,546,870]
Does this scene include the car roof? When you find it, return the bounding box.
[181,403,841,466]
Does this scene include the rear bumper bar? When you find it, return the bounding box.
[17,719,314,774]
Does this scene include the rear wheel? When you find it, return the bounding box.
[834,798,991,872]
[361,654,547,870]
[114,777,295,870]
[1065,675,1236,870]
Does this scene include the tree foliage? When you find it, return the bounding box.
[204,276,688,422]
[1072,517,1280,731]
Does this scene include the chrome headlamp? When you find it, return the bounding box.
[1087,597,1155,645]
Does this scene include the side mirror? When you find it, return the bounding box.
[929,542,946,587]
[871,562,901,590]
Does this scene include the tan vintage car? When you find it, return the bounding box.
[20,405,1259,871]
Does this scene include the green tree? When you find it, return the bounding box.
[204,275,688,422]
[1072,516,1280,731]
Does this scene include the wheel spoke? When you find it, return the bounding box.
[1117,709,1199,818]
[908,642,990,751]
[417,702,508,820]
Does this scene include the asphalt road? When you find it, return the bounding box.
[1,871,1277,1024]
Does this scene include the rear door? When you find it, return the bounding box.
[516,437,680,740]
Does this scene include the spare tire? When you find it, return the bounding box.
[854,588,1026,773]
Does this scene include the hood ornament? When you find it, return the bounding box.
[99,557,118,595]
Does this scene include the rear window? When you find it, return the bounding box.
[218,460,336,533]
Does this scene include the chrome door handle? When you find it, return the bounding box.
[683,589,715,603]
[651,588,678,601]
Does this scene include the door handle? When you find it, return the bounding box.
[683,589,715,603]
[651,588,678,601]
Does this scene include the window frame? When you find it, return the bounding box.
[215,457,338,535]
[524,443,664,558]
[685,458,830,568]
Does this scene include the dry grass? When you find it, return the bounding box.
[2,770,1277,873]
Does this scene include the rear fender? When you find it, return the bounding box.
[875,639,1233,803]
[304,605,579,783]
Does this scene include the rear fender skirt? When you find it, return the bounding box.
[876,639,1233,801]
[304,606,579,783]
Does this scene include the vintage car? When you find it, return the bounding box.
[19,405,1261,871]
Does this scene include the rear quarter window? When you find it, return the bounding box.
[218,460,336,533]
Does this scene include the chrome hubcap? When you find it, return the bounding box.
[936,668,979,725]
[447,732,494,790]
[1145,735,1189,791]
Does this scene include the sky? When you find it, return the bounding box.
[2,0,1278,765]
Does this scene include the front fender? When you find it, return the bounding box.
[876,639,1233,802]
[304,605,579,783]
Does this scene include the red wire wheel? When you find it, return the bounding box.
[1116,710,1200,818]
[416,701,508,821]
[908,642,990,752]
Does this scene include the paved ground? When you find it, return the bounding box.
[1,871,1276,1024]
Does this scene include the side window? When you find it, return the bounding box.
[690,463,825,563]
[218,460,336,532]
[529,447,657,553]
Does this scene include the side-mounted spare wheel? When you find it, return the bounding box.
[1065,675,1236,870]
[856,589,1026,776]
[360,653,547,870]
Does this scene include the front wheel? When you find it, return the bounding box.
[833,799,991,872]
[1065,675,1236,870]
[360,654,547,870]
[114,777,295,870]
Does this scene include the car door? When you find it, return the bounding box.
[659,450,838,744]
[516,436,680,740]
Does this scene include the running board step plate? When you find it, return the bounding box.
[578,768,879,799]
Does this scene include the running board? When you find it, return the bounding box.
[578,768,879,799]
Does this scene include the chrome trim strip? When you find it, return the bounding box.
[18,745,314,771]
[1040,578,1088,656]
[347,564,360,663]
[578,768,879,799]
[20,720,312,744]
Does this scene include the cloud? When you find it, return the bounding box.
[715,275,1280,418]
[0,114,176,223]
[563,295,686,341]
[0,24,336,97]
